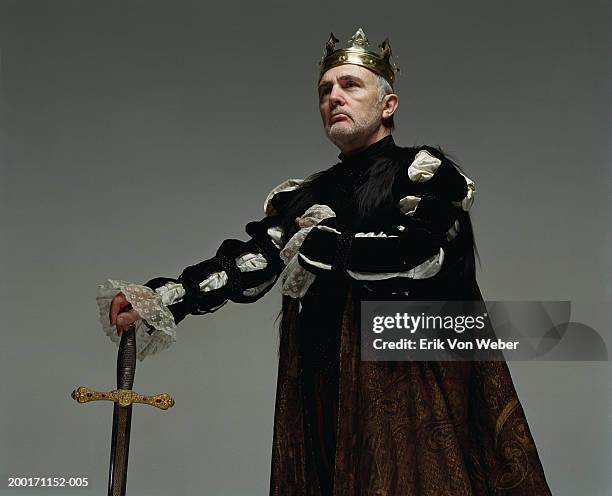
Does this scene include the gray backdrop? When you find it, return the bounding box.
[1,0,610,494]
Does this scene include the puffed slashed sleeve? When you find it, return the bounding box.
[297,147,476,281]
[96,179,304,360]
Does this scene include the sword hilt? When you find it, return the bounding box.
[71,386,175,410]
[71,324,175,410]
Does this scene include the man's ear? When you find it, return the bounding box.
[382,94,399,119]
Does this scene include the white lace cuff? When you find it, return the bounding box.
[96,279,177,361]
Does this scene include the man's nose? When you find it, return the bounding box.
[329,85,345,107]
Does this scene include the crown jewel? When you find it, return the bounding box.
[319,28,399,87]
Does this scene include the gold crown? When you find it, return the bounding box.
[318,28,400,87]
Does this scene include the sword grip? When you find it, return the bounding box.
[117,326,136,390]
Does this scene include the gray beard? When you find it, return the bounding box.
[325,112,382,150]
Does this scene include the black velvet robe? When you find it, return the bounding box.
[147,135,552,495]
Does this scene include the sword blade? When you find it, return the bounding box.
[107,326,137,496]
[108,403,132,496]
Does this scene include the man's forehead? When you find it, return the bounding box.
[318,65,375,86]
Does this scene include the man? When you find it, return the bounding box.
[99,28,551,495]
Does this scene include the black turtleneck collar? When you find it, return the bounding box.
[337,134,397,164]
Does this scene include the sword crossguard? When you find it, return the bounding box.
[71,386,175,410]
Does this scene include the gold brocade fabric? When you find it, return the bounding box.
[269,289,552,496]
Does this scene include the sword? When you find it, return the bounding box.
[72,320,175,495]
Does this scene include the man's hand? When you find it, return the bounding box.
[109,291,142,334]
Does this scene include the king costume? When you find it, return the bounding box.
[97,29,552,496]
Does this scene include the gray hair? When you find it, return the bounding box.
[375,74,396,130]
